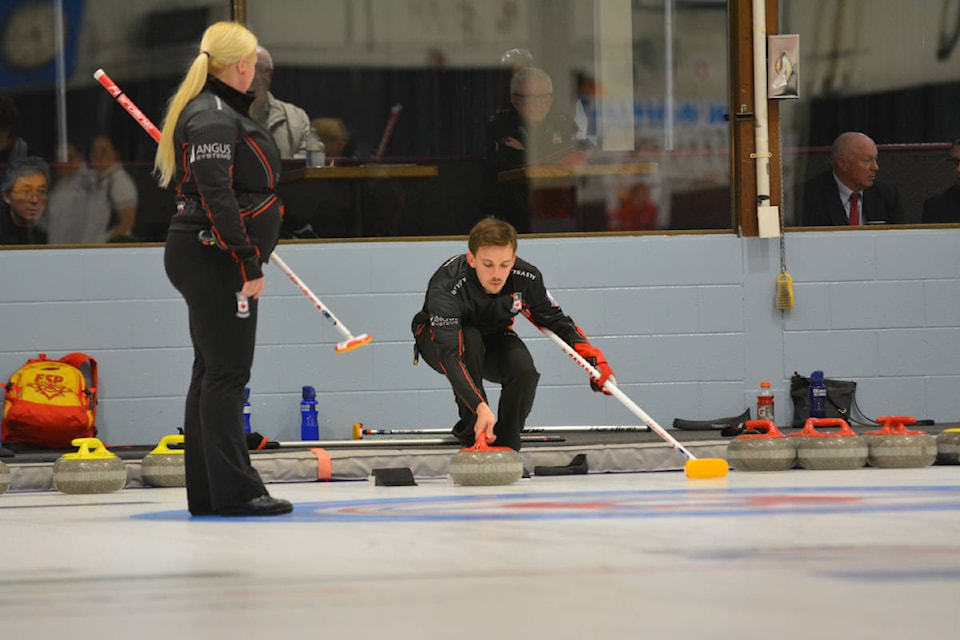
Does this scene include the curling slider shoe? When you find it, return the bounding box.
[335,333,372,354]
[533,454,588,476]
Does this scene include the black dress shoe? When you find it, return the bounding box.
[218,495,293,517]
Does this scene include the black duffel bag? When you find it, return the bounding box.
[789,372,857,427]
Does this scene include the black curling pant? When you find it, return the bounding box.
[416,325,539,450]
[164,230,267,514]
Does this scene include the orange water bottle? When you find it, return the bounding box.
[757,381,775,424]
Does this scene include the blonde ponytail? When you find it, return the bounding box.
[154,22,258,188]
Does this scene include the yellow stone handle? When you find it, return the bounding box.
[149,434,185,455]
[63,437,116,460]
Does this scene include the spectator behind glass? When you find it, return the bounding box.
[487,67,585,167]
[311,117,351,164]
[249,45,311,159]
[46,141,95,244]
[1,156,49,245]
[0,94,31,186]
[609,181,658,231]
[87,134,138,243]
[922,138,960,223]
[484,67,589,233]
[798,131,901,226]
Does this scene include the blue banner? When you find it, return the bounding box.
[0,0,84,89]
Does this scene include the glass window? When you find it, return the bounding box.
[1,0,734,247]
[780,0,960,227]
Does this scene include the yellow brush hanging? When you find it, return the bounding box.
[776,192,794,310]
[776,272,794,310]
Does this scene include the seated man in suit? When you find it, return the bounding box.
[798,131,901,226]
[922,138,960,223]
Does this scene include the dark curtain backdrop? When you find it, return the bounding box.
[11,66,502,163]
[806,81,960,146]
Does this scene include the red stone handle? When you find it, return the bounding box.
[742,419,786,438]
[465,430,513,452]
[867,415,923,435]
[798,417,857,437]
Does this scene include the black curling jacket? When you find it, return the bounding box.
[167,76,283,282]
[412,254,587,413]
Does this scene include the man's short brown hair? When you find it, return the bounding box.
[468,217,517,254]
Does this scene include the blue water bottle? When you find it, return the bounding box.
[809,370,827,419]
[300,386,319,441]
[243,387,252,433]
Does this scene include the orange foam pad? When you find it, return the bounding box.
[684,458,729,479]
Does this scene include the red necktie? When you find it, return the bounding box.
[849,192,860,226]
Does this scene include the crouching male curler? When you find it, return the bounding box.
[411,217,615,451]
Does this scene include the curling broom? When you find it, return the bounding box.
[538,326,729,479]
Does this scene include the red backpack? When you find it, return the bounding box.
[2,353,98,449]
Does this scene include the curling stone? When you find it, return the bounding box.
[0,459,10,494]
[937,428,960,465]
[793,418,868,470]
[53,438,128,495]
[449,431,523,486]
[864,416,937,469]
[726,420,797,472]
[140,434,186,487]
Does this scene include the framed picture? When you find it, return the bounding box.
[768,34,799,99]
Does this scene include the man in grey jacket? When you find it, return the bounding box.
[250,46,311,159]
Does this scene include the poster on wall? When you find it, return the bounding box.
[768,34,799,99]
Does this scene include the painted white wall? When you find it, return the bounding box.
[2,228,957,446]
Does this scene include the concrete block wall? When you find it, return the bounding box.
[1,227,956,446]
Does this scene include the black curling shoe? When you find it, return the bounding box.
[218,495,293,517]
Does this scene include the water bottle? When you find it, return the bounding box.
[305,128,325,168]
[300,385,319,440]
[809,370,827,419]
[243,387,252,433]
[756,381,775,424]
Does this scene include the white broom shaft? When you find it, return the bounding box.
[278,435,560,447]
[363,425,645,435]
[539,327,697,461]
[268,252,356,341]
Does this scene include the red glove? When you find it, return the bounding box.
[574,342,615,394]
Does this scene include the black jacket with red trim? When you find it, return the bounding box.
[412,254,586,412]
[167,76,283,282]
